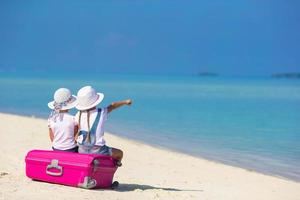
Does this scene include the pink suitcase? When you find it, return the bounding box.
[25,149,118,189]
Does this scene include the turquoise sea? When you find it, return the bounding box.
[0,73,299,181]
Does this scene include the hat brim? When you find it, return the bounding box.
[48,95,78,110]
[75,93,104,111]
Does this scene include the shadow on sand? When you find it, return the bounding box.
[32,179,203,192]
[112,183,203,192]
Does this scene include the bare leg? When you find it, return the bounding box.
[111,148,123,162]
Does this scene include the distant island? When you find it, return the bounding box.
[197,72,219,77]
[271,73,300,79]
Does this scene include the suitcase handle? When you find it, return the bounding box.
[46,159,63,176]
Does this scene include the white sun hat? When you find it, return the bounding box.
[76,86,104,111]
[48,88,78,110]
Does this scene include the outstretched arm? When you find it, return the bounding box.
[107,99,132,113]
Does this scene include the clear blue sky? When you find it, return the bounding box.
[0,0,299,76]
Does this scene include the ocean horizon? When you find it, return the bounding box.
[1,73,299,181]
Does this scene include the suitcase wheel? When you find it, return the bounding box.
[111,181,119,189]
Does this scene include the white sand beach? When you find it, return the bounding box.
[0,112,299,200]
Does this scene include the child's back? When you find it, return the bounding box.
[48,112,77,151]
[47,88,78,152]
[75,85,132,165]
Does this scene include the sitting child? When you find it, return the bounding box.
[47,88,79,152]
[75,85,132,166]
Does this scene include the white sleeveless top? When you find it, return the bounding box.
[48,113,78,150]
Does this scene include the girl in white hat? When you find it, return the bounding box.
[48,88,79,152]
[75,86,132,166]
